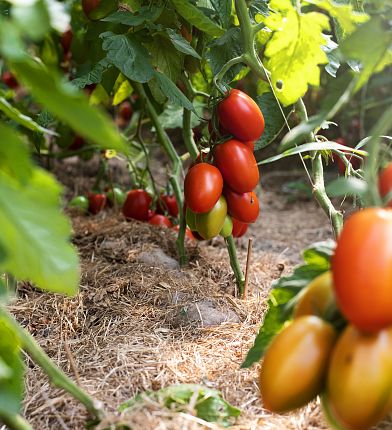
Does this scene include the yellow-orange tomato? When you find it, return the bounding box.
[259,316,337,413]
[294,271,335,319]
[379,162,392,207]
[332,208,392,332]
[327,324,392,430]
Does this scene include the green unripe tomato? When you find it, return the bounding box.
[69,196,89,212]
[186,207,197,231]
[107,187,125,206]
[219,215,233,238]
[195,196,227,240]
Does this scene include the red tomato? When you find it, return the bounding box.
[224,188,259,223]
[88,193,107,215]
[122,189,152,221]
[191,230,205,241]
[173,225,195,240]
[244,141,255,152]
[379,162,392,207]
[156,194,179,218]
[147,209,156,220]
[60,28,73,54]
[69,136,85,151]
[2,71,18,89]
[218,89,265,142]
[232,218,248,237]
[180,25,192,42]
[149,214,172,228]
[332,208,392,332]
[214,139,259,193]
[184,163,223,213]
[119,101,133,121]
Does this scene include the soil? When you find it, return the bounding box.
[7,154,386,430]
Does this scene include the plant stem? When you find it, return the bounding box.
[225,235,245,297]
[0,412,33,430]
[181,77,200,161]
[0,306,104,420]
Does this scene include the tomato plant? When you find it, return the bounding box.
[219,215,233,238]
[224,188,259,224]
[195,196,227,240]
[88,193,107,215]
[157,194,179,218]
[149,214,172,228]
[122,190,152,222]
[259,316,336,413]
[332,208,392,332]
[231,218,248,238]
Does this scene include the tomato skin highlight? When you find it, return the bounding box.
[156,194,179,218]
[214,139,259,193]
[231,218,248,237]
[218,89,265,142]
[195,196,227,240]
[184,163,223,214]
[122,189,152,221]
[327,325,392,430]
[224,188,259,223]
[379,162,392,207]
[88,193,107,215]
[332,208,392,332]
[260,316,337,413]
[294,271,335,319]
[149,214,172,228]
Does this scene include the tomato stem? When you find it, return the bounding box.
[225,235,245,296]
[0,306,105,420]
[0,412,33,430]
[181,76,200,161]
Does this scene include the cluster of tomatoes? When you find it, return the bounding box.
[184,89,264,240]
[259,162,392,430]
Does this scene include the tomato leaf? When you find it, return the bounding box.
[102,5,163,25]
[158,101,204,129]
[72,59,111,89]
[170,0,225,37]
[100,32,154,84]
[242,240,335,368]
[209,0,232,28]
[112,76,133,106]
[165,28,201,59]
[263,0,330,106]
[255,92,292,151]
[249,0,269,22]
[0,128,79,295]
[0,316,24,415]
[326,177,368,198]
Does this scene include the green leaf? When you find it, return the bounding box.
[326,176,368,198]
[280,73,356,149]
[322,35,340,77]
[263,0,330,106]
[340,17,392,90]
[152,71,194,112]
[72,59,111,89]
[209,0,232,28]
[0,166,79,295]
[249,0,269,21]
[306,0,368,35]
[259,140,367,165]
[0,123,32,184]
[242,240,334,368]
[0,96,56,135]
[170,0,225,37]
[255,92,292,151]
[207,28,244,84]
[0,316,24,415]
[0,357,12,380]
[120,384,240,427]
[11,57,129,154]
[103,5,163,26]
[101,32,154,84]
[158,101,204,129]
[165,28,201,59]
[11,0,51,41]
[112,76,133,106]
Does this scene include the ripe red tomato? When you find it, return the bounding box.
[217,89,265,142]
[88,193,107,215]
[119,101,133,121]
[214,139,259,193]
[149,214,172,228]
[224,188,259,223]
[122,189,152,221]
[379,162,392,207]
[60,28,73,54]
[326,324,392,430]
[232,218,248,237]
[69,136,85,151]
[184,163,223,213]
[180,25,192,43]
[332,208,392,332]
[244,141,255,152]
[156,194,179,218]
[173,225,195,240]
[2,71,18,89]
[260,316,337,413]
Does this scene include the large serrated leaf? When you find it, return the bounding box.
[165,28,201,59]
[170,0,224,37]
[147,35,182,83]
[11,58,129,154]
[103,5,163,26]
[209,0,232,28]
[0,316,24,415]
[263,0,330,106]
[72,59,111,89]
[101,32,154,84]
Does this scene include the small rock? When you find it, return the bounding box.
[172,299,240,328]
[137,248,180,270]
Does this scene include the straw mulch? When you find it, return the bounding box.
[7,210,333,430]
